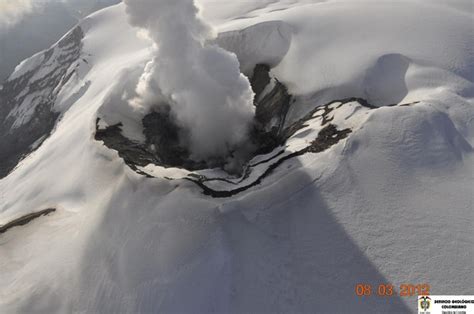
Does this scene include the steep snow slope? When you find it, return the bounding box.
[1,1,473,313]
[0,0,121,82]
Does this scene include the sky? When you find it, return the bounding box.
[0,0,35,28]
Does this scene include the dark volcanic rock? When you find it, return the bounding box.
[306,124,352,153]
[252,64,292,137]
[187,124,352,198]
[94,64,367,198]
[0,208,55,234]
[96,108,218,172]
[95,121,158,172]
[95,63,294,173]
[142,109,187,166]
[250,64,271,99]
[249,64,293,156]
[0,26,84,178]
[142,108,209,170]
[95,111,214,172]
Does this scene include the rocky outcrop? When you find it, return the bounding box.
[95,121,158,175]
[0,208,55,234]
[251,64,291,136]
[0,26,85,178]
[95,63,294,172]
[142,108,212,170]
[250,64,292,155]
[186,123,351,198]
[94,60,422,198]
[94,65,370,197]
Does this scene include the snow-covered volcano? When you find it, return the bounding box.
[1,1,473,313]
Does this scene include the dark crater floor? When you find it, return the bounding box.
[95,64,413,197]
[96,64,293,174]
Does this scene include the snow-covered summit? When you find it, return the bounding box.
[0,1,473,313]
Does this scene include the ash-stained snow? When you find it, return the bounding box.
[0,1,473,313]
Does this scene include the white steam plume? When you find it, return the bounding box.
[124,0,255,160]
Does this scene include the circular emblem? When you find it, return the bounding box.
[419,296,431,311]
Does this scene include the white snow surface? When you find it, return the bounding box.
[1,1,473,313]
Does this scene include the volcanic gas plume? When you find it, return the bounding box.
[124,0,255,160]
